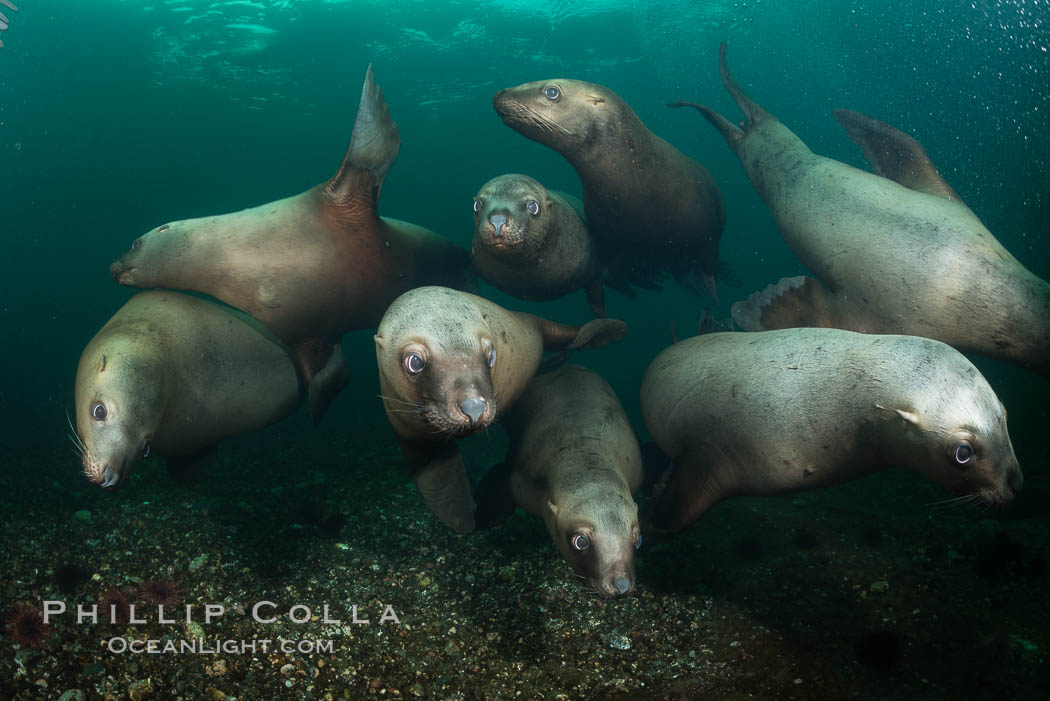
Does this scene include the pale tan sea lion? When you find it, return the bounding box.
[109,66,474,421]
[475,365,642,596]
[672,43,1050,376]
[471,174,606,316]
[74,291,303,489]
[375,286,629,533]
[493,79,726,302]
[640,328,1023,532]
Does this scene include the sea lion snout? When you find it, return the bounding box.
[600,571,635,598]
[108,259,133,284]
[489,214,507,236]
[459,396,487,427]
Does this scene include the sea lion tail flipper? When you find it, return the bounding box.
[584,279,607,317]
[474,462,516,530]
[325,64,401,207]
[565,318,629,350]
[305,344,351,425]
[833,108,965,204]
[668,99,744,147]
[404,441,476,534]
[730,275,845,332]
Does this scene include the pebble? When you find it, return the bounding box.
[602,633,632,650]
[189,553,209,571]
[870,580,889,593]
[128,679,154,700]
[73,510,92,522]
[58,691,87,701]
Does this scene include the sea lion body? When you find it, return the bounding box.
[375,286,628,533]
[676,44,1050,376]
[75,291,303,489]
[477,365,642,596]
[110,67,473,420]
[471,174,605,316]
[493,79,725,301]
[640,328,1023,532]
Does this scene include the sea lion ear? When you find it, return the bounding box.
[98,354,108,373]
[547,500,559,516]
[894,409,921,426]
[373,334,385,349]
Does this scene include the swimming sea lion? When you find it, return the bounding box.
[475,365,642,596]
[375,286,629,533]
[109,66,474,422]
[0,1,18,49]
[74,291,303,489]
[640,328,1023,533]
[471,174,606,316]
[672,43,1050,377]
[493,79,726,301]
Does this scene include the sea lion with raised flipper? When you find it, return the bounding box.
[471,174,606,316]
[671,43,1050,376]
[475,365,642,596]
[109,66,474,422]
[640,328,1023,533]
[375,286,629,533]
[74,291,303,489]
[493,79,726,302]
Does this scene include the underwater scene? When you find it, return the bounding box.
[2,0,1049,698]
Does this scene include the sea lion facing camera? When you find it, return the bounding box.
[375,286,628,533]
[640,328,1023,533]
[471,174,606,316]
[74,291,303,489]
[493,79,726,302]
[109,66,474,422]
[475,365,642,597]
[671,43,1050,377]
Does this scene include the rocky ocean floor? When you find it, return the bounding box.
[2,404,1049,700]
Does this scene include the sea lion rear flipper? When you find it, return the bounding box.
[166,445,218,485]
[730,275,847,332]
[519,312,628,351]
[474,461,516,530]
[833,108,966,205]
[401,439,476,534]
[584,279,607,317]
[306,344,350,425]
[645,457,719,534]
[323,65,401,210]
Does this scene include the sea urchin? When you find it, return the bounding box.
[138,577,184,608]
[98,588,132,624]
[5,603,50,649]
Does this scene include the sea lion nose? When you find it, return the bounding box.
[1010,470,1024,493]
[614,576,632,595]
[489,214,507,237]
[460,397,486,426]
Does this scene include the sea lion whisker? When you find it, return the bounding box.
[65,410,89,453]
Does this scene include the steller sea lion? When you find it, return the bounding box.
[493,79,726,302]
[74,291,303,489]
[640,328,1023,533]
[475,364,642,597]
[471,174,606,316]
[375,286,628,533]
[109,66,474,422]
[671,43,1050,377]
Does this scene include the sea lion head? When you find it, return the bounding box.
[109,214,224,288]
[471,174,556,257]
[375,287,501,440]
[74,338,164,489]
[493,79,623,152]
[883,343,1023,506]
[547,486,641,598]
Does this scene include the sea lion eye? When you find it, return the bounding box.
[91,402,107,421]
[544,85,560,101]
[954,443,974,465]
[403,352,425,375]
[526,200,540,216]
[473,198,482,214]
[571,533,589,551]
[143,441,151,458]
[487,347,496,368]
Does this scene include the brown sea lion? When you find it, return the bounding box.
[109,66,474,422]
[493,79,726,302]
[672,43,1050,376]
[74,291,303,489]
[640,328,1023,533]
[471,174,606,316]
[375,286,628,533]
[475,365,642,596]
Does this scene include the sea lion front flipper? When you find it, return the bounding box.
[730,275,851,332]
[474,461,516,530]
[306,344,350,425]
[645,455,720,534]
[584,279,607,317]
[400,439,476,534]
[833,108,965,205]
[166,445,218,485]
[323,65,401,211]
